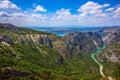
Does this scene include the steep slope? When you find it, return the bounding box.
[0,23,119,80]
[97,28,120,80]
[0,23,70,80]
[54,31,103,60]
[97,27,120,63]
[98,27,120,44]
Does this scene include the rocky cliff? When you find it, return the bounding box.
[0,23,119,80]
[54,31,103,59]
[98,27,120,44]
[0,23,104,58]
[97,27,120,63]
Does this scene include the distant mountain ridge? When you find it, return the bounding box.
[0,23,19,31]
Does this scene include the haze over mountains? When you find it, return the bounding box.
[0,23,120,80]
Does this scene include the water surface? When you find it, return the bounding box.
[25,27,102,36]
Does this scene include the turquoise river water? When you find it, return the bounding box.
[91,44,106,77]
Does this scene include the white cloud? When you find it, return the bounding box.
[10,13,26,17]
[49,8,78,26]
[0,11,10,17]
[0,11,50,26]
[77,1,111,18]
[34,5,47,12]
[77,1,103,14]
[105,8,115,12]
[103,4,110,7]
[31,14,48,19]
[77,1,109,25]
[0,1,120,26]
[0,11,26,18]
[51,8,77,21]
[76,1,120,26]
[113,7,120,17]
[0,0,20,10]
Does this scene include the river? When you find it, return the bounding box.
[91,44,106,77]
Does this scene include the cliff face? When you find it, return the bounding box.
[97,28,120,63]
[0,23,55,47]
[98,27,120,44]
[54,32,103,59]
[0,35,13,44]
[0,23,119,79]
[0,23,104,58]
[0,23,119,63]
[97,43,120,63]
[95,27,120,80]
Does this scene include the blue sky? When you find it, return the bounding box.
[0,0,120,27]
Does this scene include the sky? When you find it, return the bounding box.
[0,0,120,27]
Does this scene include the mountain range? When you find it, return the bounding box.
[0,23,120,80]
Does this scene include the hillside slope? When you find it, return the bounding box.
[97,28,120,80]
[0,23,119,80]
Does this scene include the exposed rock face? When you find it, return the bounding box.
[0,23,120,79]
[0,23,54,48]
[0,23,104,57]
[98,27,120,44]
[0,35,13,44]
[102,33,116,44]
[38,37,53,47]
[15,34,53,47]
[106,53,119,63]
[1,67,29,77]
[56,32,103,57]
[97,29,120,63]
[98,45,120,63]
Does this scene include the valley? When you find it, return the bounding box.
[91,44,106,77]
[0,23,120,80]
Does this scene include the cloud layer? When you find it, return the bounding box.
[34,5,47,12]
[0,0,120,27]
[0,0,19,10]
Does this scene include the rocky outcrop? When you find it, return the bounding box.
[98,46,120,63]
[0,67,29,80]
[15,34,53,47]
[56,31,103,58]
[98,27,120,44]
[0,35,13,44]
[97,33,120,63]
[97,29,120,63]
[38,37,53,47]
[1,67,29,76]
[0,23,120,79]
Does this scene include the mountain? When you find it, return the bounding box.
[97,27,120,80]
[98,27,120,62]
[55,31,103,60]
[98,27,120,44]
[0,23,120,80]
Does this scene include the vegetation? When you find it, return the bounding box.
[0,23,120,79]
